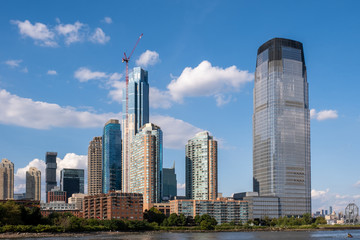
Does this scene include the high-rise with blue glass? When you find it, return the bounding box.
[253,38,311,216]
[122,67,149,193]
[102,119,122,193]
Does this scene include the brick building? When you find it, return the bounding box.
[83,191,143,220]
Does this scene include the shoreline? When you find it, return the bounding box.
[1,227,360,239]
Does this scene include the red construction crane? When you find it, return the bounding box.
[122,33,143,191]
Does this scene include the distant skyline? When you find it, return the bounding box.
[0,0,359,212]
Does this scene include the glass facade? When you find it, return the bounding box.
[102,119,122,193]
[45,152,57,202]
[253,38,311,216]
[122,67,150,193]
[185,131,217,200]
[60,168,84,200]
[162,164,177,200]
[129,123,163,208]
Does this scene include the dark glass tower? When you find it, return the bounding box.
[60,168,84,201]
[45,152,57,202]
[253,38,311,216]
[102,119,122,193]
[162,162,177,200]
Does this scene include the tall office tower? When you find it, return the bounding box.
[185,131,218,200]
[122,67,149,193]
[0,158,14,200]
[103,119,122,193]
[60,168,84,201]
[129,123,162,210]
[88,136,102,195]
[162,162,177,200]
[45,152,57,202]
[253,38,311,216]
[26,167,41,200]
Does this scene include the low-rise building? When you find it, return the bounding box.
[149,202,171,217]
[47,186,67,203]
[83,191,143,221]
[170,199,248,224]
[41,201,76,211]
[68,193,87,210]
[233,192,280,219]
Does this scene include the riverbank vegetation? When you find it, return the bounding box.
[0,201,357,233]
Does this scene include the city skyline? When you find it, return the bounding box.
[0,1,359,212]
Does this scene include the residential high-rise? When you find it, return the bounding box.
[45,152,57,202]
[253,38,311,216]
[102,119,122,193]
[163,162,177,200]
[60,168,84,201]
[26,167,41,201]
[185,131,217,200]
[88,136,102,195]
[122,67,149,193]
[0,158,14,200]
[129,123,162,210]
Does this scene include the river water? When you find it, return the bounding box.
[4,230,360,240]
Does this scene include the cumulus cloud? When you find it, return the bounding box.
[167,60,253,104]
[149,88,173,109]
[11,19,110,46]
[56,21,84,45]
[0,89,121,129]
[311,188,329,199]
[90,28,110,44]
[74,67,108,82]
[108,80,126,103]
[11,20,57,47]
[14,153,87,200]
[47,70,57,75]
[5,59,22,68]
[311,109,338,121]
[151,115,203,149]
[177,183,185,189]
[102,17,112,24]
[136,50,160,67]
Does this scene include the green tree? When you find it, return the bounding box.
[302,213,313,225]
[315,216,327,225]
[143,207,166,225]
[167,213,179,226]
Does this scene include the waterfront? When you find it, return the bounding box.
[2,230,360,240]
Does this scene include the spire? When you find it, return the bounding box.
[172,161,175,169]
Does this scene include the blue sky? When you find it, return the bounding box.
[0,0,359,212]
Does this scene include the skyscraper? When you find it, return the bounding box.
[26,167,41,201]
[122,67,149,193]
[45,152,57,202]
[60,168,84,201]
[253,38,311,216]
[163,162,177,200]
[129,123,162,210]
[0,158,14,200]
[102,119,122,193]
[185,131,217,200]
[88,136,102,195]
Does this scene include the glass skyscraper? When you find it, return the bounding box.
[122,67,149,193]
[185,131,218,200]
[102,119,122,193]
[129,123,163,210]
[162,162,177,200]
[253,38,311,216]
[45,152,57,202]
[60,168,84,200]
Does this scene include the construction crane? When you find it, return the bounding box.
[122,33,143,192]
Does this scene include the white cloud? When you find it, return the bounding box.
[151,115,203,149]
[149,88,173,109]
[56,21,84,45]
[103,17,112,24]
[311,109,338,121]
[11,20,57,47]
[21,67,28,73]
[5,59,22,68]
[167,61,253,104]
[47,70,57,75]
[90,28,110,44]
[177,183,185,189]
[311,188,329,199]
[108,80,126,103]
[74,67,108,82]
[56,153,87,185]
[215,94,232,107]
[136,50,160,67]
[0,89,121,129]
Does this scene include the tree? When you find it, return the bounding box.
[143,207,166,225]
[315,216,327,225]
[302,213,313,225]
